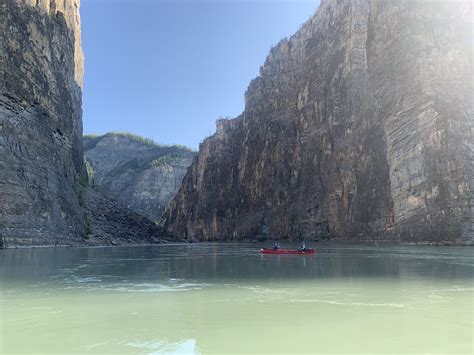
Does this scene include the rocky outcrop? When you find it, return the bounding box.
[81,187,170,247]
[0,1,169,247]
[163,0,473,244]
[1,0,86,246]
[83,133,196,222]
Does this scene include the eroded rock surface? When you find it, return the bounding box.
[83,133,196,222]
[163,0,473,244]
[0,1,169,247]
[0,0,85,247]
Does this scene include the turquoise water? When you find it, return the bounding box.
[0,243,473,354]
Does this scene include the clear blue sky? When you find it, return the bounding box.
[81,0,320,149]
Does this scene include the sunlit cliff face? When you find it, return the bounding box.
[163,0,473,243]
[17,0,84,87]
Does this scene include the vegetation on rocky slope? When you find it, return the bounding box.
[83,133,196,222]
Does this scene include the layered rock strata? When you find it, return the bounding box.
[83,133,195,221]
[163,0,473,244]
[0,0,85,247]
[0,1,169,247]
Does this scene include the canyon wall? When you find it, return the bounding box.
[0,0,86,246]
[163,0,473,243]
[0,0,169,247]
[83,133,195,222]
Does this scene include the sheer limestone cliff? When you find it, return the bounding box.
[0,0,85,246]
[83,133,196,222]
[0,0,168,247]
[163,0,473,244]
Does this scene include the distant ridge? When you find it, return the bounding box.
[83,133,196,221]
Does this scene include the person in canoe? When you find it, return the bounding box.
[273,242,280,250]
[299,241,306,251]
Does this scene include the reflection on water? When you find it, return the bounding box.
[127,338,198,354]
[0,243,473,354]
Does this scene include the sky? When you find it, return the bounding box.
[81,0,320,149]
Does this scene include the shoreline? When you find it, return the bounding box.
[1,239,472,250]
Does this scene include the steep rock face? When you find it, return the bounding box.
[366,0,473,241]
[83,133,196,221]
[0,0,85,247]
[0,1,169,247]
[164,0,473,243]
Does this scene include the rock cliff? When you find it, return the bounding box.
[1,0,86,246]
[0,0,168,247]
[83,133,195,221]
[163,0,473,244]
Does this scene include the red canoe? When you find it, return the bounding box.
[260,248,316,255]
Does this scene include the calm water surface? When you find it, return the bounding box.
[0,243,472,354]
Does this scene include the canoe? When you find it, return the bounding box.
[260,248,316,255]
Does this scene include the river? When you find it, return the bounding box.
[0,243,472,354]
